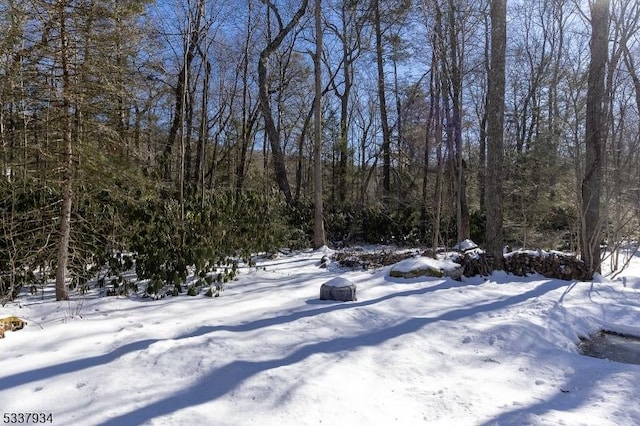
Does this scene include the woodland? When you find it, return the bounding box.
[1,0,637,301]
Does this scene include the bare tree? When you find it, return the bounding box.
[234,1,262,197]
[372,0,392,200]
[446,0,470,242]
[162,1,204,182]
[326,0,367,205]
[313,0,326,248]
[580,0,609,278]
[426,0,471,243]
[54,0,73,301]
[257,0,309,204]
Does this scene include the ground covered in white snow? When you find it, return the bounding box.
[2,248,640,425]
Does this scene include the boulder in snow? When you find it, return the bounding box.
[389,256,463,280]
[320,277,357,302]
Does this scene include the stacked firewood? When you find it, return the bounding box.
[332,246,590,281]
[332,250,419,270]
[456,250,590,281]
[504,250,590,280]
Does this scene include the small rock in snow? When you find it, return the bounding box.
[320,277,357,302]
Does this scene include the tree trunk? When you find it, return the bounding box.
[433,68,444,254]
[164,54,192,181]
[196,58,210,198]
[313,0,325,249]
[55,1,72,301]
[163,1,204,183]
[337,42,351,205]
[478,101,487,213]
[373,0,392,201]
[447,1,469,242]
[421,53,437,240]
[580,0,609,278]
[478,15,490,213]
[235,15,256,198]
[485,0,507,271]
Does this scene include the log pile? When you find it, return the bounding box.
[504,250,590,280]
[454,253,492,278]
[332,246,590,281]
[455,250,590,281]
[332,250,419,270]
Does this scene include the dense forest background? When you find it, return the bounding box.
[1,0,638,301]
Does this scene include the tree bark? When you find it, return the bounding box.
[313,0,325,249]
[580,0,609,278]
[196,57,210,198]
[485,0,507,270]
[337,24,352,206]
[447,1,469,242]
[433,64,444,254]
[373,0,392,201]
[55,1,72,301]
[421,51,437,241]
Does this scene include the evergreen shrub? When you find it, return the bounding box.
[129,189,301,298]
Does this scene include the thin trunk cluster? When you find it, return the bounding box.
[257,0,309,205]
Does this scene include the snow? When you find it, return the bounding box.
[453,239,478,251]
[390,256,461,274]
[322,277,354,287]
[2,249,640,425]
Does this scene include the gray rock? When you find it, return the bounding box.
[320,277,357,302]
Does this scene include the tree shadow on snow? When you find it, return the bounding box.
[0,277,452,393]
[95,279,568,426]
[477,357,640,425]
[0,275,441,394]
[0,338,162,391]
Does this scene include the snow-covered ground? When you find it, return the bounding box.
[2,248,640,425]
